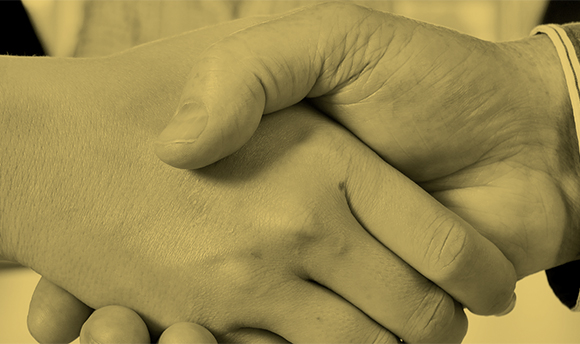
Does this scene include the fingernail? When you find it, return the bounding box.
[495,293,517,316]
[157,103,208,144]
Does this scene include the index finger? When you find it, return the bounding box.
[345,142,517,316]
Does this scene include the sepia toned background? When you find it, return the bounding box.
[2,0,580,342]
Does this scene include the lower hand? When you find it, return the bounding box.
[16,102,513,343]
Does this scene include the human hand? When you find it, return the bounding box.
[4,99,513,342]
[154,2,580,279]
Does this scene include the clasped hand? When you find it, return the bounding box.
[20,2,580,344]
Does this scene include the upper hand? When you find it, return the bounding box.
[154,1,580,278]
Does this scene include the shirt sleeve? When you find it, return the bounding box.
[531,23,580,311]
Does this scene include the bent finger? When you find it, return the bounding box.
[79,305,150,344]
[159,322,217,344]
[303,203,468,343]
[345,142,517,315]
[28,277,93,343]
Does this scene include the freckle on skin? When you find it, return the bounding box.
[338,181,346,192]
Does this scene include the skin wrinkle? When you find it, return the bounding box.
[428,159,542,196]
[436,220,466,272]
[418,213,466,280]
[315,6,375,92]
[338,12,377,71]
[418,288,454,341]
[265,57,286,108]
[328,18,396,96]
[430,164,559,276]
[410,120,434,159]
[432,58,494,119]
[234,39,279,102]
[414,100,503,181]
[397,45,447,94]
[421,148,499,190]
[360,38,425,102]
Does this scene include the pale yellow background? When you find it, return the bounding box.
[3,1,580,343]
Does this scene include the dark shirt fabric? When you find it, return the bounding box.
[542,0,580,24]
[546,260,580,309]
[0,0,45,56]
[544,1,580,26]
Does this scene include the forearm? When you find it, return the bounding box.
[0,56,101,263]
[0,52,209,313]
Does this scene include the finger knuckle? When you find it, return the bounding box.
[423,214,470,280]
[282,204,352,261]
[478,278,517,316]
[281,205,326,245]
[404,287,467,342]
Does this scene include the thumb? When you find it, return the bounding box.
[154,2,409,169]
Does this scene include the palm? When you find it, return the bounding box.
[322,83,568,277]
[423,158,566,278]
[327,88,568,277]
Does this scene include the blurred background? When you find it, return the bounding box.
[2,0,580,342]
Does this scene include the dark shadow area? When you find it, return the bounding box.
[543,0,580,25]
[0,1,45,56]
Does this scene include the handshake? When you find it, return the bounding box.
[3,2,580,343]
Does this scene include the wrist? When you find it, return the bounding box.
[532,33,580,264]
[504,33,580,264]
